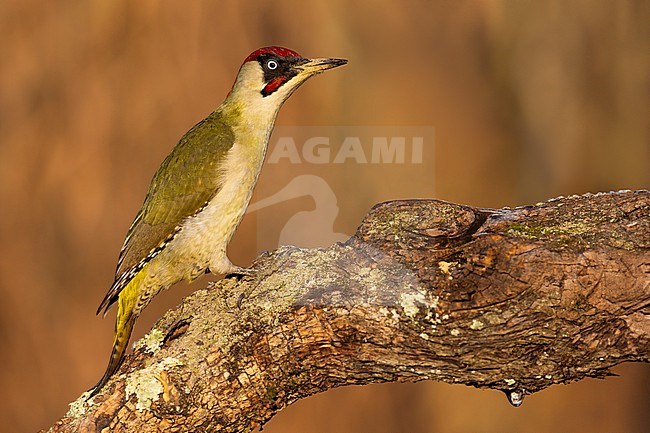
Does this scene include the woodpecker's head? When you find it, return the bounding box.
[226,46,347,114]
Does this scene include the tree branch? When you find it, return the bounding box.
[47,190,649,433]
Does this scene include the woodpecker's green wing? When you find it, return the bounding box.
[97,116,235,315]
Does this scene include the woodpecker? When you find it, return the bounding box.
[90,47,346,396]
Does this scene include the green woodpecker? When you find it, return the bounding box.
[91,46,347,395]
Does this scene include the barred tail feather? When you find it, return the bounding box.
[89,276,142,397]
[89,313,135,397]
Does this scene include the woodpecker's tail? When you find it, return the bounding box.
[89,293,137,397]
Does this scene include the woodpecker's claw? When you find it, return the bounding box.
[225,266,256,279]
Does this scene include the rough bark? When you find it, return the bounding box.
[47,190,649,433]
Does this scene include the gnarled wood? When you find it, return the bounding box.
[47,190,649,433]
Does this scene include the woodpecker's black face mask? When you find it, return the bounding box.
[257,54,306,96]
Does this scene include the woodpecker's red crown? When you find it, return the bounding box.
[244,46,302,63]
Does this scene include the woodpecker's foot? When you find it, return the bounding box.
[225,266,256,279]
[209,255,255,277]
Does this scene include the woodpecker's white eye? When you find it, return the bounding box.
[266,60,278,70]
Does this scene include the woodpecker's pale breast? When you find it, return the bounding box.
[167,127,272,277]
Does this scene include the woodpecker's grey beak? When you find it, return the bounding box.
[297,57,348,76]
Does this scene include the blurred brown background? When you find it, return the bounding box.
[1,1,648,432]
